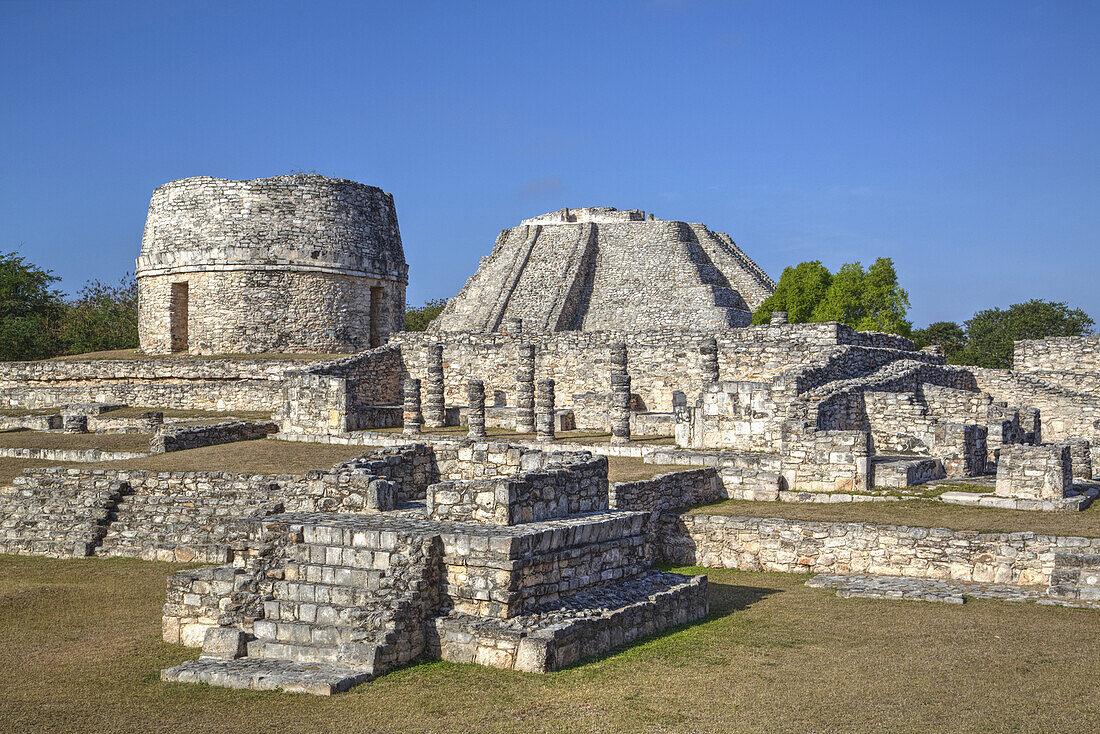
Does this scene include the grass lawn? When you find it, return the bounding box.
[0,457,72,486]
[606,457,691,482]
[690,498,1100,538]
[93,439,374,475]
[0,429,152,452]
[101,407,273,421]
[0,555,1096,733]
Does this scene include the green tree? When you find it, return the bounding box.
[752,257,911,336]
[0,251,63,361]
[56,275,139,355]
[811,261,865,324]
[404,298,447,332]
[912,321,967,362]
[752,261,832,324]
[956,299,1094,369]
[855,257,911,336]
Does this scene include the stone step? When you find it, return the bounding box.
[0,516,109,530]
[273,579,391,605]
[252,619,381,646]
[161,658,375,695]
[0,538,97,557]
[284,543,395,570]
[96,542,232,563]
[283,561,388,587]
[262,597,397,628]
[102,520,249,535]
[0,524,104,539]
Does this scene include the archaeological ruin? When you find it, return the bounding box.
[0,181,1097,695]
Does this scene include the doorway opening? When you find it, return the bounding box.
[370,286,384,348]
[169,282,189,353]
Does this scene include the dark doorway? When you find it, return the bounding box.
[170,282,189,353]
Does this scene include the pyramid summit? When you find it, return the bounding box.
[430,207,776,334]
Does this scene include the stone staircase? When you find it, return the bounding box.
[162,519,440,694]
[97,488,283,563]
[0,471,124,558]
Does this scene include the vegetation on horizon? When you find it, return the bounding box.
[913,300,1094,369]
[751,258,912,336]
[404,298,447,331]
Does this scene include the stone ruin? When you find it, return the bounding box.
[156,443,707,694]
[137,175,407,355]
[1,178,1099,694]
[429,207,775,333]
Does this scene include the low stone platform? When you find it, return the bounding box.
[940,484,1098,512]
[429,570,708,672]
[160,658,375,695]
[807,573,1100,608]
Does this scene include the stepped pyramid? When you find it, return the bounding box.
[430,207,775,333]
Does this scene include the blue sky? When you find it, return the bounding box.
[2,0,1098,327]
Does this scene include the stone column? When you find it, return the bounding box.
[423,344,446,429]
[701,336,719,384]
[536,378,555,441]
[466,379,486,439]
[402,378,422,436]
[515,343,536,434]
[609,342,630,443]
[771,311,789,325]
[610,342,628,377]
[503,318,523,336]
[610,374,631,444]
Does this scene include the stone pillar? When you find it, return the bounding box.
[1064,438,1093,481]
[536,378,555,441]
[503,318,523,336]
[771,311,788,325]
[62,414,88,434]
[515,343,536,434]
[610,342,627,377]
[466,379,486,439]
[423,344,446,429]
[701,336,719,384]
[402,378,422,436]
[610,374,631,444]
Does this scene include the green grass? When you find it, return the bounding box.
[0,555,1096,733]
[0,457,72,486]
[92,439,373,475]
[0,429,152,452]
[689,498,1100,538]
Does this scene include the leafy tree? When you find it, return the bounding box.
[0,252,63,361]
[855,257,911,337]
[404,298,447,332]
[752,261,832,324]
[752,257,911,336]
[955,300,1094,369]
[912,321,967,362]
[811,262,864,324]
[56,275,138,355]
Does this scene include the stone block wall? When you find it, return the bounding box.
[1014,335,1100,375]
[150,420,275,453]
[995,444,1073,500]
[609,468,723,512]
[0,356,324,413]
[427,453,608,525]
[658,513,1100,587]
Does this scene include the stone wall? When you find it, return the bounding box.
[0,356,325,413]
[137,175,407,355]
[995,444,1073,500]
[150,420,275,453]
[659,513,1100,587]
[392,324,918,419]
[1014,335,1100,375]
[609,468,723,512]
[427,453,608,525]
